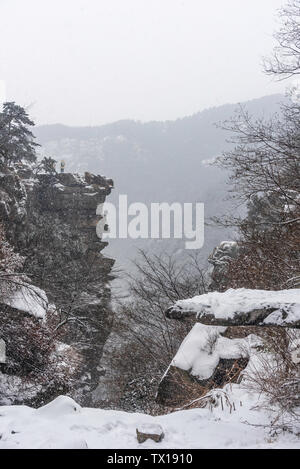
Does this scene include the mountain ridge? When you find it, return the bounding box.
[34,93,285,272]
[35,93,283,142]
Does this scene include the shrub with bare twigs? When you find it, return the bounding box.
[101,250,208,413]
[243,328,300,422]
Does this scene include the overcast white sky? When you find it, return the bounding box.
[0,0,288,126]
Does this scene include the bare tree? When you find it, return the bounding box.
[216,105,300,219]
[243,328,300,423]
[213,17,300,290]
[265,0,300,79]
[0,223,26,297]
[0,224,81,405]
[207,0,300,425]
[103,250,208,413]
[127,249,208,359]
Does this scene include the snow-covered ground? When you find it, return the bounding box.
[0,390,299,449]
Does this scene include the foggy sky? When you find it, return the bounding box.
[0,0,289,126]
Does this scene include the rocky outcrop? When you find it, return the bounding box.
[160,287,300,407]
[165,288,300,328]
[0,165,115,405]
[136,424,164,444]
[208,241,239,291]
[156,359,248,407]
[156,323,254,407]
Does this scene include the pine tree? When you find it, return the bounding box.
[0,102,38,167]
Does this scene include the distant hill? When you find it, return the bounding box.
[35,94,284,279]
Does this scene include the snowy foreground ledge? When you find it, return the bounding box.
[0,394,299,449]
[1,284,48,320]
[166,288,300,327]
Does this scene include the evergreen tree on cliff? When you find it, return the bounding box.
[0,102,38,167]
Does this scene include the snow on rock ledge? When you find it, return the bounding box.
[171,324,254,380]
[1,284,48,319]
[156,323,253,406]
[166,288,300,328]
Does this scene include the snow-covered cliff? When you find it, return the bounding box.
[0,164,115,405]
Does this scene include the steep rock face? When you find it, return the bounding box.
[0,166,115,405]
[207,241,239,291]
